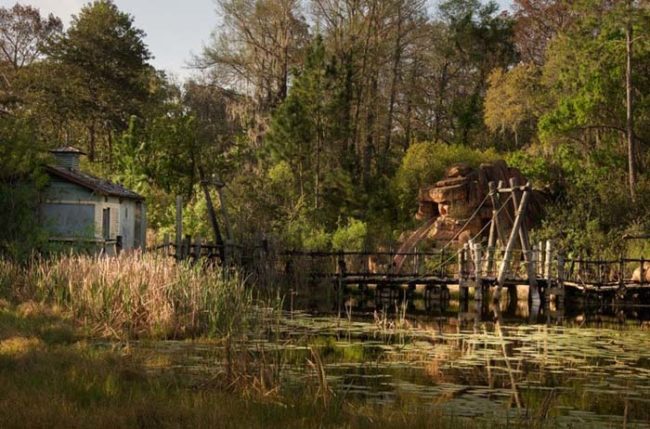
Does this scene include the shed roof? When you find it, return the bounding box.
[50,146,87,155]
[45,165,144,201]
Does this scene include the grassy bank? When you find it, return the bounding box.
[0,301,493,429]
[0,254,251,339]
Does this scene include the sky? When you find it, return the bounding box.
[2,0,513,81]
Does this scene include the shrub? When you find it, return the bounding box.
[331,218,367,251]
[392,141,498,223]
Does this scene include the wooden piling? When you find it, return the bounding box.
[459,243,469,302]
[557,254,565,299]
[509,178,533,264]
[544,240,553,280]
[538,241,544,277]
[184,234,191,260]
[473,243,484,301]
[497,184,531,294]
[509,178,539,303]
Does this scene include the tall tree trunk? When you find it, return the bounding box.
[434,62,449,143]
[315,111,323,209]
[403,57,418,150]
[384,3,403,160]
[626,1,636,200]
[107,127,113,167]
[363,75,378,189]
[88,121,96,162]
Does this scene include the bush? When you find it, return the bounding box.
[0,182,48,261]
[331,218,367,251]
[525,142,650,257]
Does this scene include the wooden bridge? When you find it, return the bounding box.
[282,248,650,303]
[153,180,650,306]
[279,180,650,305]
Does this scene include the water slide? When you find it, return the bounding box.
[392,217,438,273]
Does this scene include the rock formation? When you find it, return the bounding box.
[395,160,541,270]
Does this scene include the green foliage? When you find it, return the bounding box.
[538,1,650,147]
[283,215,331,251]
[331,218,368,252]
[484,63,543,149]
[527,143,650,257]
[505,148,557,188]
[48,0,153,123]
[393,141,498,221]
[0,117,49,260]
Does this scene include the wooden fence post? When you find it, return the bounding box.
[557,253,565,296]
[458,245,465,303]
[175,195,183,261]
[473,243,483,301]
[538,241,544,277]
[194,236,202,261]
[163,233,170,257]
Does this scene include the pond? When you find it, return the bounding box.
[121,293,650,428]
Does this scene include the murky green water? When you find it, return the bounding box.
[121,296,650,428]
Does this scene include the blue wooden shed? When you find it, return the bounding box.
[40,147,146,253]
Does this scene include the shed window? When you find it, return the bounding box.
[41,203,95,238]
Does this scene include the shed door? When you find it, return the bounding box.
[102,208,111,240]
[134,202,142,248]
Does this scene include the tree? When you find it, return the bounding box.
[266,36,328,210]
[0,3,62,113]
[512,0,571,65]
[484,63,543,149]
[201,0,308,112]
[406,0,517,148]
[0,4,62,71]
[45,0,156,162]
[539,0,650,200]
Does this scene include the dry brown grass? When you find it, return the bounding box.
[1,253,252,339]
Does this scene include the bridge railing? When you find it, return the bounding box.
[563,257,650,287]
[280,249,460,280]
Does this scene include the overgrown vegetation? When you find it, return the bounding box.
[1,301,497,429]
[3,0,650,258]
[0,254,251,339]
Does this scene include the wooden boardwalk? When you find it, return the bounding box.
[281,249,650,304]
[153,181,650,306]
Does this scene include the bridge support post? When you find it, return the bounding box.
[459,243,469,302]
[556,253,565,316]
[527,245,541,306]
[473,242,485,301]
[496,183,531,298]
[544,240,553,280]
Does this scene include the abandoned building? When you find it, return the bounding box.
[40,147,146,253]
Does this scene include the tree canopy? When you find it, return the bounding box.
[3,0,650,256]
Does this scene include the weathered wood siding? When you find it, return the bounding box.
[41,178,100,239]
[42,179,145,250]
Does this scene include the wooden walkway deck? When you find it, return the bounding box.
[281,249,650,304]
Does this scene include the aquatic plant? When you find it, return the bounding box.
[1,253,252,339]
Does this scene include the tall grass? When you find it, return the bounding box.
[0,253,252,339]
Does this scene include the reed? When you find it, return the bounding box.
[1,253,252,339]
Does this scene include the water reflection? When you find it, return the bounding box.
[327,285,650,329]
[119,290,650,428]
